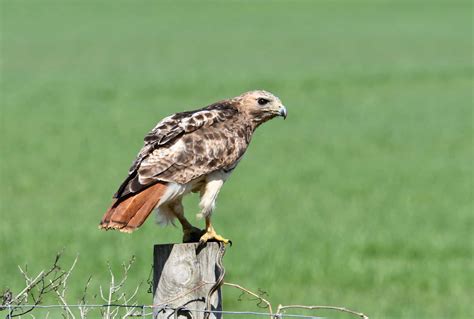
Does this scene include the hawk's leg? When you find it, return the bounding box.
[178,215,204,243]
[199,216,230,245]
[167,200,203,243]
[197,172,231,245]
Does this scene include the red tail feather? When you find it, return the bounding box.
[99,182,168,233]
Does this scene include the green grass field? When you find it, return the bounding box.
[1,1,473,318]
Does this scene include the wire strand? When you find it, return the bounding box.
[5,304,325,318]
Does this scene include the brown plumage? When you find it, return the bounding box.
[100,182,167,233]
[99,90,287,243]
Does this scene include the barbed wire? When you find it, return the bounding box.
[1,250,369,319]
[3,302,372,318]
[4,303,327,318]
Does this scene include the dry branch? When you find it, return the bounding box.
[1,253,143,319]
[1,249,369,319]
[223,282,273,318]
[1,252,66,318]
[276,304,369,318]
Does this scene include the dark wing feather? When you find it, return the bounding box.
[114,101,240,200]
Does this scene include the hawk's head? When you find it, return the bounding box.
[234,90,287,125]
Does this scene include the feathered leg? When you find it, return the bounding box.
[197,177,230,245]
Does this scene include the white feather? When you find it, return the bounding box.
[154,183,187,225]
[154,170,231,225]
[197,170,230,219]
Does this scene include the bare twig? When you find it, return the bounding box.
[13,270,45,304]
[78,276,93,319]
[223,282,273,318]
[55,292,75,319]
[1,251,371,319]
[53,255,79,319]
[4,252,63,317]
[98,256,139,319]
[276,304,369,319]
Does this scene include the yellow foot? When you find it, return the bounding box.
[199,229,231,245]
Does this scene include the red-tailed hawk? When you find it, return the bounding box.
[99,90,287,244]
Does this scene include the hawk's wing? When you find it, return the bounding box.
[114,101,246,200]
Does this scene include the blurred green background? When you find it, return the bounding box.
[1,1,472,318]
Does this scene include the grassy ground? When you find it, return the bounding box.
[1,1,472,318]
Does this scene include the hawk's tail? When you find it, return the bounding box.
[99,182,168,233]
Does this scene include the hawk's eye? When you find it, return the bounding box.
[257,98,270,105]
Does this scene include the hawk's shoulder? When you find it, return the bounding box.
[116,100,240,199]
[144,100,237,144]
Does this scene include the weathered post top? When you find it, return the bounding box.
[152,242,226,319]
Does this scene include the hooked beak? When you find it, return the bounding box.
[279,105,287,119]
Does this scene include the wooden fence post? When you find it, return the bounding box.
[152,242,225,319]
